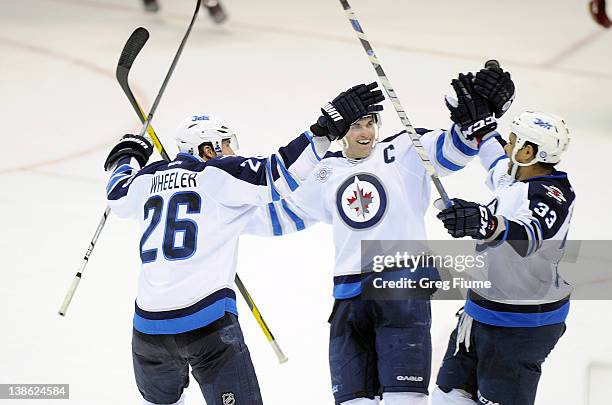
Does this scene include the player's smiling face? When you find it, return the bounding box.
[343,116,377,159]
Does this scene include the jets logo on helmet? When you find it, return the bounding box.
[176,113,239,159]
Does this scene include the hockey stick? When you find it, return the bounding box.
[115,28,288,364]
[338,0,452,208]
[59,0,202,317]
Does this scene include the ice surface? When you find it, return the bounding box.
[1,0,611,403]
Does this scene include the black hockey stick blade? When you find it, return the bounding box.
[116,27,149,116]
[117,27,149,80]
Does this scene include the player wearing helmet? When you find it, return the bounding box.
[242,65,516,405]
[103,83,384,405]
[175,114,239,158]
[432,111,575,405]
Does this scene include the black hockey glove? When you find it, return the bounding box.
[437,199,504,240]
[104,134,153,171]
[473,65,515,118]
[310,82,384,141]
[445,73,497,142]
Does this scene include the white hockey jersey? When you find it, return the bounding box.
[464,137,576,327]
[254,125,481,298]
[106,131,329,334]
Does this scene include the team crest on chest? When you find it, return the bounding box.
[336,173,387,229]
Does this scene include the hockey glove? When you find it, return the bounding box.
[437,198,505,240]
[311,82,384,141]
[445,73,497,143]
[104,134,153,171]
[473,65,515,118]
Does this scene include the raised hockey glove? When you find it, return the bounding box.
[104,134,153,171]
[437,198,505,240]
[445,73,497,142]
[310,82,384,141]
[473,65,516,118]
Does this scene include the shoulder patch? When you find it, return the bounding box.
[541,184,567,205]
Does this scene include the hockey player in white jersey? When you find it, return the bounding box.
[432,111,574,405]
[103,83,384,405]
[254,66,516,405]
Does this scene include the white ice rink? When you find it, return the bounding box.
[1,0,612,403]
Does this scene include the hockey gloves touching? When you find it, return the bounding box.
[311,82,384,141]
[473,65,515,119]
[104,134,153,171]
[445,73,497,143]
[437,199,506,241]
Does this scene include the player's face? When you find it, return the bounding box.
[343,116,377,159]
[505,133,535,174]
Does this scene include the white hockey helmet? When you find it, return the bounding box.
[176,114,239,158]
[509,111,570,177]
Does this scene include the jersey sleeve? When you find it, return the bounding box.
[106,156,145,218]
[478,134,509,191]
[199,131,330,207]
[497,181,575,257]
[242,198,319,236]
[391,125,480,177]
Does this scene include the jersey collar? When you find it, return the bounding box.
[522,170,568,182]
[177,152,204,163]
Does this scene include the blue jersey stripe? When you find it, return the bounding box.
[436,133,464,171]
[304,131,322,161]
[276,157,299,191]
[268,202,283,236]
[281,200,305,231]
[465,298,569,327]
[451,125,478,156]
[264,159,281,201]
[333,282,363,299]
[106,173,130,196]
[488,155,508,171]
[133,297,238,334]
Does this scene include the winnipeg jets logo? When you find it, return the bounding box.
[346,177,374,218]
[533,118,553,130]
[542,184,566,204]
[336,173,387,229]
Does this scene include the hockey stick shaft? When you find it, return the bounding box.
[58,207,110,316]
[235,275,288,363]
[338,0,452,208]
[138,0,202,139]
[59,1,201,317]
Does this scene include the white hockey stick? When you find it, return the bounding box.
[338,0,452,207]
[59,0,202,317]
